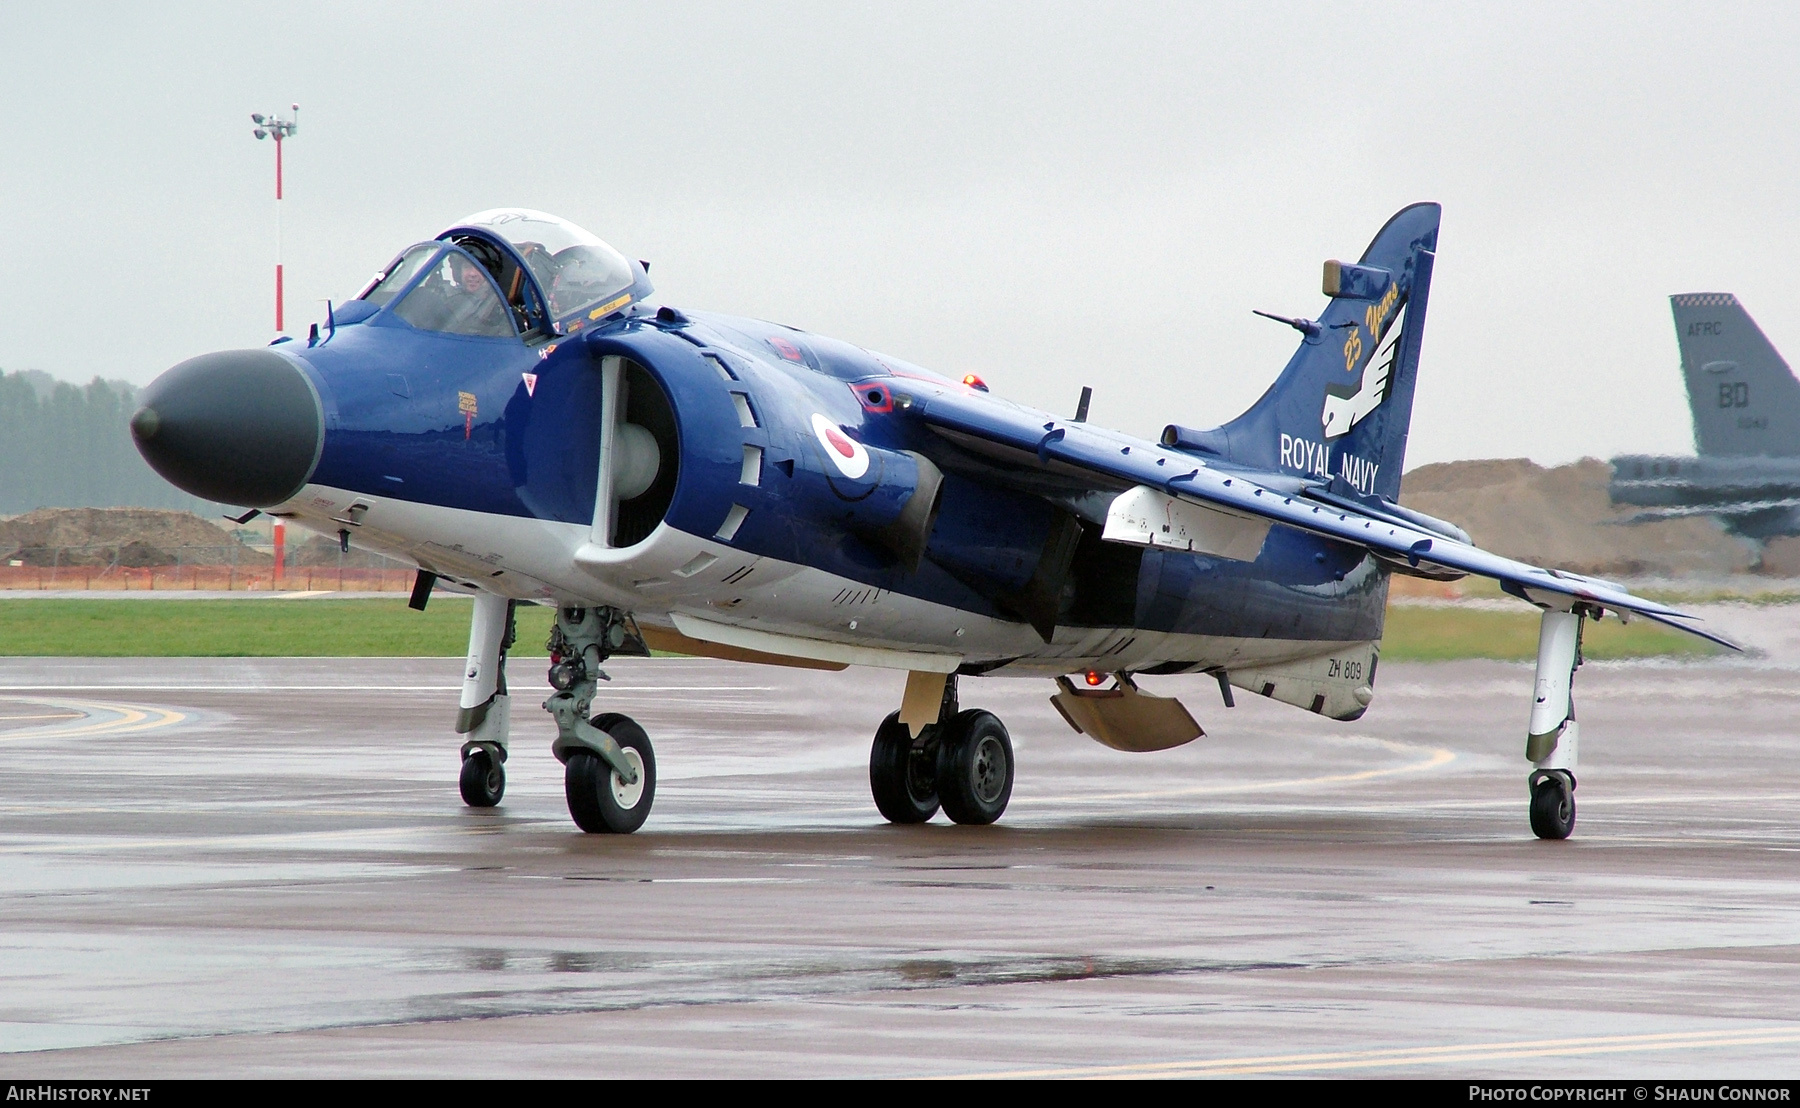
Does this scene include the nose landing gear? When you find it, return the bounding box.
[451,596,658,832]
[564,712,656,834]
[542,606,656,833]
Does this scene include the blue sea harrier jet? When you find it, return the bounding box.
[130,203,1732,840]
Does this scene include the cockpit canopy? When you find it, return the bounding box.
[357,209,651,339]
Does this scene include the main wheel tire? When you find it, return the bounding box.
[869,711,939,824]
[1529,776,1576,840]
[459,748,505,807]
[936,709,1014,826]
[565,713,656,834]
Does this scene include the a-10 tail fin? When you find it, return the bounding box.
[1672,293,1800,457]
[1162,203,1440,502]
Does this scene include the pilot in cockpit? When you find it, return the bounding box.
[441,253,511,336]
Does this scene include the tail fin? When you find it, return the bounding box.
[1165,202,1440,501]
[1671,293,1800,458]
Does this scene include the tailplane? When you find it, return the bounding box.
[1671,293,1800,457]
[1163,202,1441,502]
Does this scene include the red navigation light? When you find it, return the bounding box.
[1084,670,1104,687]
[962,374,989,392]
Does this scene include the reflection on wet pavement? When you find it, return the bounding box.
[0,642,1798,1076]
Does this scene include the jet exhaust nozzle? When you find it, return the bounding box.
[131,349,325,508]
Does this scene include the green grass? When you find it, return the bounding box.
[0,598,1724,660]
[1635,587,1800,607]
[1378,606,1721,662]
[0,598,557,657]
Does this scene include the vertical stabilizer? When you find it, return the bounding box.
[1182,203,1440,502]
[1672,294,1800,457]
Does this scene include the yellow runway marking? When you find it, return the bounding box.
[0,696,186,742]
[1016,736,1455,805]
[963,1026,1800,1078]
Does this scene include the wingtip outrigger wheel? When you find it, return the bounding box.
[459,741,506,807]
[1529,768,1576,840]
[1525,606,1587,840]
[456,592,515,808]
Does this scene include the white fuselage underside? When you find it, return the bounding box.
[279,483,1363,678]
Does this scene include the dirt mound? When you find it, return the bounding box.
[1759,536,1800,577]
[1400,458,1755,577]
[0,508,270,567]
[285,533,407,569]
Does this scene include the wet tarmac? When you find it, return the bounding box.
[3,604,1800,1078]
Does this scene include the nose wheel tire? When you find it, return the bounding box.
[459,748,505,807]
[1529,773,1576,840]
[565,713,656,834]
[936,710,1014,825]
[870,711,940,824]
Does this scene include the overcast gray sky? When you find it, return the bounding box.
[3,2,1797,468]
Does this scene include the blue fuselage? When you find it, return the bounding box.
[287,304,1388,650]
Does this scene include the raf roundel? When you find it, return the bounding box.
[810,412,870,479]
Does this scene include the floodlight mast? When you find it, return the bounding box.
[250,105,299,334]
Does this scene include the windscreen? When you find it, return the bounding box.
[360,243,438,307]
[391,249,516,338]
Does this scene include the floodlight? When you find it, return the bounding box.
[251,113,264,124]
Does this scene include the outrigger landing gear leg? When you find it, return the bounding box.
[456,592,514,807]
[1526,606,1587,840]
[542,607,655,834]
[870,672,1015,826]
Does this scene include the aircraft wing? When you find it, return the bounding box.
[906,384,1740,649]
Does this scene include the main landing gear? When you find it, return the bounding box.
[1524,605,1590,841]
[453,596,656,833]
[870,673,1015,826]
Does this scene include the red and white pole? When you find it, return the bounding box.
[273,518,286,586]
[251,105,297,336]
[274,133,284,334]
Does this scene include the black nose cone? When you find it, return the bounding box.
[131,349,324,507]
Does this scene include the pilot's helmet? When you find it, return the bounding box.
[451,236,505,281]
